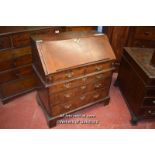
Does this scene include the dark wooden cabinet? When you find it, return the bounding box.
[31,31,116,127]
[106,26,155,63]
[0,26,63,103]
[116,47,155,124]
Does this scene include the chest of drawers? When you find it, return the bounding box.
[31,31,116,127]
[116,47,155,125]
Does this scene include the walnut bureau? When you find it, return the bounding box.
[31,31,116,127]
[116,47,155,125]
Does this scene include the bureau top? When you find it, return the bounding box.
[32,31,116,75]
[124,47,155,78]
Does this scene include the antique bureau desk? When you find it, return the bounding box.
[116,47,155,125]
[31,31,116,127]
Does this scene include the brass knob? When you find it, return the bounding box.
[80,96,86,100]
[95,83,102,88]
[94,94,99,99]
[64,94,71,98]
[64,83,71,88]
[64,104,71,109]
[65,72,73,78]
[96,75,103,79]
[81,85,86,90]
[152,100,155,104]
[82,77,87,82]
[96,66,102,71]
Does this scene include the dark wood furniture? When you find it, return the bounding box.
[106,26,155,63]
[115,47,155,125]
[0,26,97,103]
[151,50,155,66]
[31,31,116,127]
[0,26,63,103]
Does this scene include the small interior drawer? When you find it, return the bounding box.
[143,97,155,107]
[134,27,155,40]
[0,36,11,50]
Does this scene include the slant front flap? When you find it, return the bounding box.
[36,35,116,75]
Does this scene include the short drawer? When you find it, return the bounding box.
[0,60,14,72]
[0,65,33,84]
[143,98,155,107]
[49,71,112,94]
[146,88,155,97]
[134,27,155,40]
[85,61,112,74]
[48,67,85,83]
[0,36,11,50]
[31,28,52,35]
[14,54,32,67]
[144,109,155,117]
[12,32,30,48]
[0,74,38,98]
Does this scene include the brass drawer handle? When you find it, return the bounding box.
[96,75,103,79]
[94,94,100,99]
[82,77,87,82]
[81,85,86,90]
[54,29,60,34]
[96,66,102,71]
[64,94,71,98]
[64,104,72,109]
[148,110,155,115]
[64,83,71,88]
[152,100,155,104]
[65,72,74,78]
[95,83,102,88]
[80,96,86,100]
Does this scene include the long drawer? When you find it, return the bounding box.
[0,74,39,98]
[0,46,32,71]
[49,70,112,94]
[0,64,34,84]
[49,77,111,105]
[50,88,109,117]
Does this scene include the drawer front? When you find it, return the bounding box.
[14,54,32,66]
[143,98,155,107]
[134,27,155,40]
[0,64,34,84]
[0,74,38,98]
[146,88,155,97]
[49,71,112,94]
[30,28,52,35]
[132,39,155,48]
[85,61,112,74]
[0,60,14,72]
[144,108,155,117]
[12,32,30,48]
[49,67,85,83]
[0,36,11,50]
[50,88,109,117]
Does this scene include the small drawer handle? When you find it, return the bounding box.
[81,85,86,90]
[64,104,72,109]
[152,100,155,104]
[65,72,74,78]
[64,83,71,88]
[96,66,102,71]
[95,83,102,88]
[82,77,87,82]
[64,94,71,98]
[148,110,155,115]
[94,94,100,99]
[96,75,103,79]
[54,30,60,34]
[80,96,86,100]
[144,32,150,35]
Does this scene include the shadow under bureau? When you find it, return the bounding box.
[31,31,116,127]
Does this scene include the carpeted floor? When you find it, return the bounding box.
[0,74,155,129]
